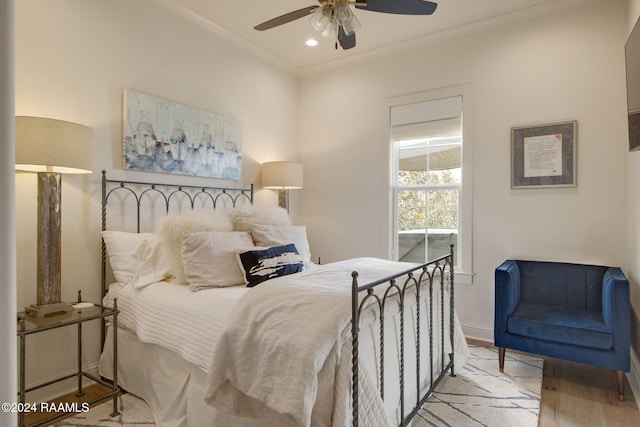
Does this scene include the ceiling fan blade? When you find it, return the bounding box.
[254,6,318,31]
[355,0,437,15]
[338,26,356,50]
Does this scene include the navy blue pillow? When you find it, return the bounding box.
[236,243,304,287]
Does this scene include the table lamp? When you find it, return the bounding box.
[262,161,303,213]
[15,116,93,318]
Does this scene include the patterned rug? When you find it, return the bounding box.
[54,346,542,427]
[413,346,543,427]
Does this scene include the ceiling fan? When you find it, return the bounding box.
[254,0,438,50]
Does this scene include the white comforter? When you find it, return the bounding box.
[203,258,462,427]
[103,281,249,369]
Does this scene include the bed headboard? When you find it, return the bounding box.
[100,169,254,298]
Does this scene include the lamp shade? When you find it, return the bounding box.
[262,161,303,190]
[15,116,93,174]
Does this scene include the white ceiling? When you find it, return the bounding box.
[156,0,583,71]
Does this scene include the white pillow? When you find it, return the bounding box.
[101,231,158,285]
[181,231,255,291]
[156,210,233,284]
[230,205,291,232]
[129,243,173,289]
[251,224,311,267]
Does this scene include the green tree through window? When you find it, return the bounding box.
[391,95,463,265]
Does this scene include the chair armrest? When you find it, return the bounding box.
[602,268,631,340]
[494,260,520,340]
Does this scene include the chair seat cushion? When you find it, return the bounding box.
[508,302,612,350]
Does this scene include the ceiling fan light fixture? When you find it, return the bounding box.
[342,12,361,35]
[310,5,332,31]
[335,1,353,24]
[312,0,360,39]
[322,19,339,39]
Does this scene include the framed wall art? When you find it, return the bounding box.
[629,112,640,152]
[511,120,577,189]
[626,16,640,151]
[123,90,242,180]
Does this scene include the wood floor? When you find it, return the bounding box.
[26,346,640,427]
[469,339,640,427]
[538,356,640,426]
[23,383,119,427]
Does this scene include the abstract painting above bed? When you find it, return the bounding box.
[123,90,243,179]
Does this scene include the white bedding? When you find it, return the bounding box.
[103,281,249,369]
[203,257,467,427]
[102,258,468,427]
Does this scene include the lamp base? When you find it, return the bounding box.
[278,189,290,213]
[25,302,73,318]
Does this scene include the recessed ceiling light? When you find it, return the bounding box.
[305,38,318,47]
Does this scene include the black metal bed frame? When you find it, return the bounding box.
[100,170,253,347]
[100,170,455,427]
[100,170,254,298]
[351,246,455,427]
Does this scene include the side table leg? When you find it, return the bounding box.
[76,321,84,397]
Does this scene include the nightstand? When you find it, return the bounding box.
[17,294,119,427]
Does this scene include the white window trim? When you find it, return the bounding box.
[385,84,474,284]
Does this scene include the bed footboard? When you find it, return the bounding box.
[351,245,455,427]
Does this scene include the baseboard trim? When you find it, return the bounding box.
[24,362,100,402]
[628,349,640,408]
[461,322,493,342]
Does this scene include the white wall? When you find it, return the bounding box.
[299,0,629,341]
[627,0,640,407]
[15,0,299,398]
[1,0,16,424]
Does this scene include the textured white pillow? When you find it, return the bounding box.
[230,205,291,232]
[156,210,233,284]
[101,231,158,286]
[181,231,254,291]
[251,224,311,267]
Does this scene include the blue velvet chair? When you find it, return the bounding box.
[494,260,630,400]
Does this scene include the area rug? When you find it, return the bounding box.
[413,345,543,427]
[52,393,155,426]
[54,346,542,427]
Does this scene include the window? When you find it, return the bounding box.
[389,88,473,283]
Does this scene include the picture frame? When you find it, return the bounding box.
[511,120,577,188]
[123,90,243,180]
[629,112,640,152]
